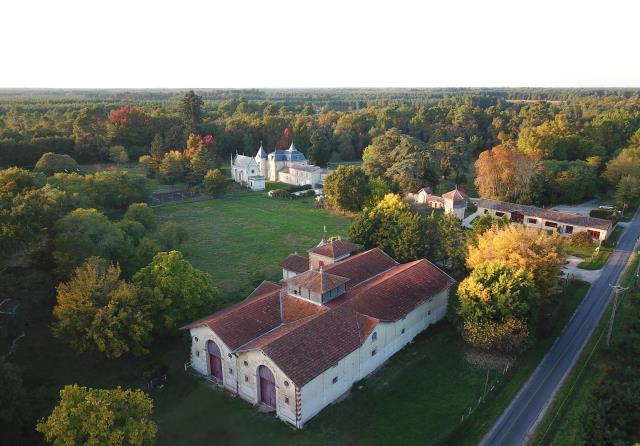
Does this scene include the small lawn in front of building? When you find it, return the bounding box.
[575,226,623,270]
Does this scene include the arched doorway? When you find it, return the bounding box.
[207,340,222,381]
[258,365,276,408]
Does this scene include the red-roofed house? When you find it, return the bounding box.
[183,240,454,428]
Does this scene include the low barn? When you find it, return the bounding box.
[183,239,454,428]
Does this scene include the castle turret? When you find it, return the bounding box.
[255,141,268,177]
[442,187,468,221]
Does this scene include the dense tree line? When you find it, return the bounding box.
[3,91,639,204]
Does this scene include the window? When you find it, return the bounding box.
[194,336,198,342]
[196,351,200,357]
[229,368,233,374]
[496,211,504,217]
[228,353,232,358]
[245,376,249,382]
[284,381,290,388]
[528,218,537,224]
[545,221,557,228]
[401,328,405,334]
[371,349,377,356]
[285,397,290,404]
[243,360,248,366]
[428,310,431,315]
[565,225,573,234]
[372,332,377,341]
[332,377,338,384]
[484,209,489,214]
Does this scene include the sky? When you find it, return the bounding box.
[2,0,639,88]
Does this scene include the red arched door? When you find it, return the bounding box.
[258,365,276,408]
[207,341,222,381]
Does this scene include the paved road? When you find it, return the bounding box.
[480,209,640,446]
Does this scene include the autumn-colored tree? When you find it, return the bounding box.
[203,169,227,197]
[52,257,153,358]
[467,225,565,297]
[37,385,157,446]
[276,127,293,149]
[474,145,540,202]
[457,261,538,353]
[158,151,186,184]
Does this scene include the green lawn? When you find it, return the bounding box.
[154,190,352,299]
[575,226,622,270]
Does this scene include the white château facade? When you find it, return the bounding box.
[231,142,323,190]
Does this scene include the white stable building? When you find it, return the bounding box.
[183,239,454,428]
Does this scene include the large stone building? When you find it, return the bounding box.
[183,238,454,428]
[231,142,323,190]
[476,198,613,241]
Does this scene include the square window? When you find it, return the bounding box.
[371,349,377,356]
[372,331,377,341]
[243,360,248,366]
[332,377,338,384]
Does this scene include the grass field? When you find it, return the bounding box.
[154,190,352,299]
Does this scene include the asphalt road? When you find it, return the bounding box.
[480,209,640,446]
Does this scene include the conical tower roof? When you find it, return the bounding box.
[256,142,267,159]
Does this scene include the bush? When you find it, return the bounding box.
[299,189,316,198]
[589,208,618,221]
[268,189,293,199]
[203,169,227,197]
[34,152,79,175]
[462,318,530,353]
[124,203,156,231]
[568,231,594,249]
[156,222,188,250]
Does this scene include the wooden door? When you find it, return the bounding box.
[207,341,223,381]
[259,365,276,408]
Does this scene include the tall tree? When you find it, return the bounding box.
[133,251,219,331]
[474,145,540,202]
[323,166,371,212]
[179,90,203,133]
[52,257,153,358]
[467,225,565,297]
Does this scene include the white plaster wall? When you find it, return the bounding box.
[189,326,238,392]
[236,350,298,426]
[298,287,449,427]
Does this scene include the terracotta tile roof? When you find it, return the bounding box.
[253,305,379,386]
[477,198,612,230]
[182,284,323,350]
[247,281,281,299]
[308,239,359,259]
[285,269,350,294]
[280,254,309,274]
[323,248,398,286]
[338,259,454,321]
[442,188,468,201]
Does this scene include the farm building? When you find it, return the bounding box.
[476,198,613,241]
[183,238,454,428]
[407,186,469,220]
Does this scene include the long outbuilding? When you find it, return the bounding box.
[183,238,454,428]
[476,198,613,241]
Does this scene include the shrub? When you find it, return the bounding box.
[156,222,188,250]
[203,169,227,197]
[268,189,293,199]
[568,231,594,249]
[299,189,316,198]
[34,152,79,175]
[589,208,618,221]
[462,318,530,353]
[124,203,156,231]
